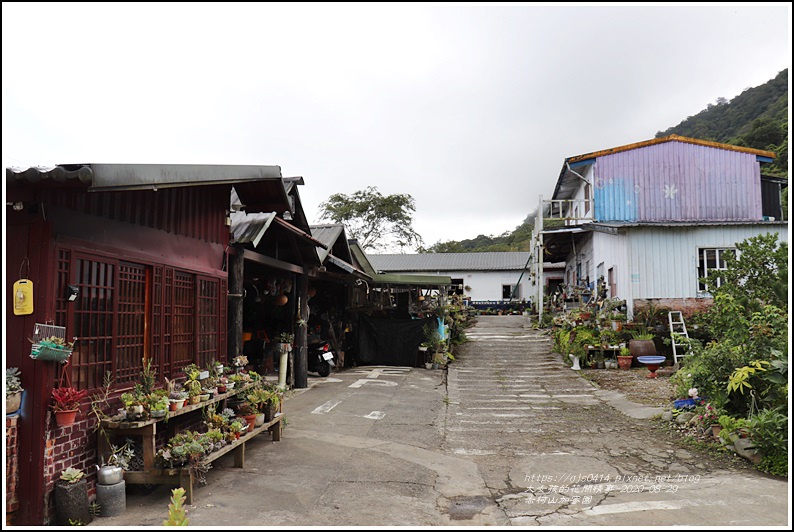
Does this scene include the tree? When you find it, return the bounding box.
[317,186,423,252]
[703,232,788,312]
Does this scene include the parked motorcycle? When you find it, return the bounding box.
[308,340,335,377]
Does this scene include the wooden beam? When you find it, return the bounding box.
[242,248,306,274]
[228,245,245,360]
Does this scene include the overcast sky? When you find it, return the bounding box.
[2,3,791,251]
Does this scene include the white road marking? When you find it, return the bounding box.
[363,411,386,419]
[348,379,398,389]
[311,400,342,414]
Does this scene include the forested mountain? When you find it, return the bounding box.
[656,68,788,177]
[423,69,788,253]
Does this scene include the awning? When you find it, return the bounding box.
[327,254,370,280]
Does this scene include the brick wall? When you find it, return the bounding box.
[633,298,713,320]
[6,415,19,525]
[43,408,99,524]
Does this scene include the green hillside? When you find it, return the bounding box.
[656,68,788,177]
[423,69,788,253]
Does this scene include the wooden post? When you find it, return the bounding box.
[228,245,244,362]
[294,273,308,388]
[233,443,245,468]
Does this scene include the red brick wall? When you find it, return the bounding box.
[633,298,713,319]
[43,408,99,524]
[6,415,20,524]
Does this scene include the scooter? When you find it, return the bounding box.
[308,340,336,377]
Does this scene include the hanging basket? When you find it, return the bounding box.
[31,345,74,363]
[30,323,74,362]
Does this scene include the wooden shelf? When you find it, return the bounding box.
[99,381,282,505]
[121,413,283,504]
[100,382,256,431]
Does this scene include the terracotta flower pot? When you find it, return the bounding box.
[54,409,79,427]
[617,356,633,370]
[243,414,257,432]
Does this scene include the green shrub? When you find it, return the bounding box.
[747,408,788,476]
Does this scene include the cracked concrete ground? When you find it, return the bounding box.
[444,316,788,526]
[91,316,789,527]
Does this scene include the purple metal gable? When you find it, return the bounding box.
[593,140,763,222]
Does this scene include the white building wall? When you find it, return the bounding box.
[397,270,530,302]
[624,225,788,300]
[564,165,594,220]
[591,231,630,300]
[562,225,786,316]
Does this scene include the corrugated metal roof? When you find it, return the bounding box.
[326,254,370,280]
[347,241,450,285]
[230,211,276,247]
[272,216,327,249]
[567,134,775,164]
[591,220,788,228]
[310,224,344,262]
[552,135,777,201]
[349,240,377,275]
[368,252,532,272]
[370,273,452,286]
[7,163,284,189]
[6,165,93,184]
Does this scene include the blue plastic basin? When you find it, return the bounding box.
[637,356,666,365]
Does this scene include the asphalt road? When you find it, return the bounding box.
[90,316,789,527]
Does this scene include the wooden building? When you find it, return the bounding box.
[4,163,294,525]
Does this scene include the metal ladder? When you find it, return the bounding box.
[668,311,691,365]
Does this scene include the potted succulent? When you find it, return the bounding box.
[246,388,275,426]
[201,375,217,399]
[6,367,23,414]
[51,386,88,426]
[217,376,229,394]
[120,390,147,419]
[54,467,92,525]
[235,402,258,433]
[184,368,203,405]
[617,346,634,370]
[147,390,170,418]
[229,419,245,439]
[168,385,188,411]
[232,355,249,370]
[275,332,294,353]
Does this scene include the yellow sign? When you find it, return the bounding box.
[13,279,34,315]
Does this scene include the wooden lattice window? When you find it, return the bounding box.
[197,277,219,368]
[116,262,149,384]
[57,248,226,390]
[70,255,116,390]
[171,271,196,371]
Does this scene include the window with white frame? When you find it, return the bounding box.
[697,247,736,293]
[502,284,520,299]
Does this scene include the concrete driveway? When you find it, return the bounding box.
[90,316,789,527]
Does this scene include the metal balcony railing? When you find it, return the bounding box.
[538,198,594,231]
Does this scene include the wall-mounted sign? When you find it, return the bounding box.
[13,279,34,315]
